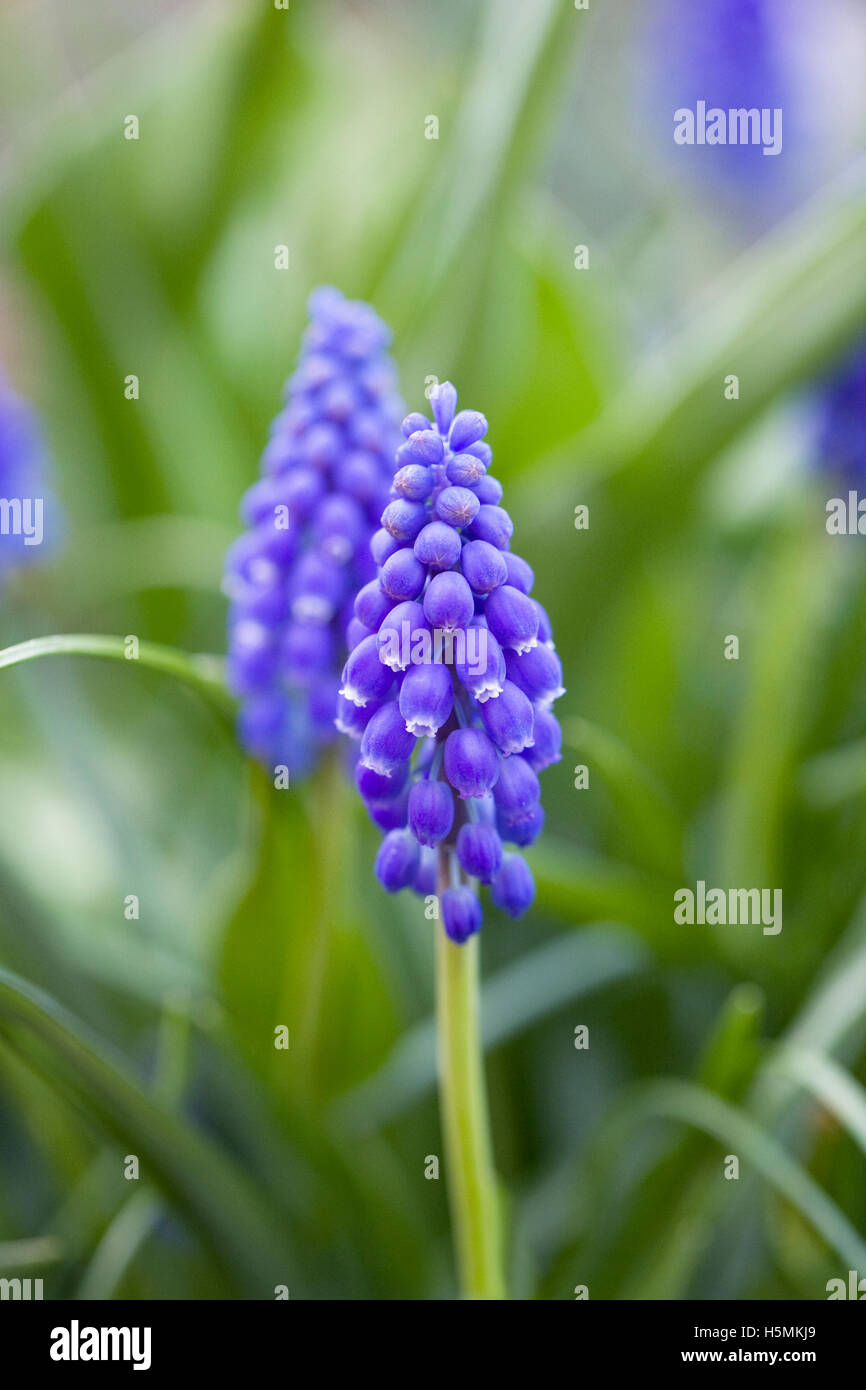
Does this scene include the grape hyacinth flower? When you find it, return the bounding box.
[224,288,403,778]
[344,381,563,944]
[0,372,57,580]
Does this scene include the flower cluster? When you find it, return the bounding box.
[224,288,403,777]
[340,381,563,943]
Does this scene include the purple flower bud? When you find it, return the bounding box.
[504,644,564,705]
[441,886,482,944]
[237,692,285,759]
[412,846,437,896]
[228,580,287,627]
[345,616,372,651]
[465,440,492,468]
[241,471,315,526]
[309,672,341,741]
[377,600,430,670]
[414,520,462,571]
[402,411,432,437]
[444,727,500,799]
[479,679,535,755]
[503,552,534,594]
[321,378,359,423]
[522,707,562,771]
[381,546,427,601]
[485,584,539,653]
[532,599,554,646]
[430,381,458,434]
[496,800,545,847]
[449,409,488,452]
[423,570,474,632]
[474,474,503,505]
[337,452,387,507]
[360,700,417,774]
[335,694,384,740]
[354,578,393,631]
[401,429,445,466]
[393,463,434,501]
[375,829,421,892]
[313,494,366,563]
[461,539,508,594]
[446,452,487,486]
[456,822,503,884]
[287,552,345,623]
[281,622,335,685]
[466,503,513,548]
[356,760,408,799]
[382,498,429,542]
[370,527,400,565]
[365,789,410,833]
[226,619,277,695]
[408,779,455,846]
[248,517,298,568]
[340,634,396,706]
[434,485,481,528]
[492,752,540,821]
[350,410,391,452]
[399,662,454,737]
[455,624,505,703]
[303,421,342,469]
[491,854,535,917]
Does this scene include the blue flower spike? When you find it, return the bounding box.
[346,381,563,941]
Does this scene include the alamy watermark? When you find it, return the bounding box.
[674,880,782,935]
[826,491,866,535]
[50,1321,151,1371]
[378,621,488,677]
[674,102,782,157]
[0,497,43,546]
[0,1276,43,1300]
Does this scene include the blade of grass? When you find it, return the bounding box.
[0,966,299,1294]
[0,633,231,715]
[774,1048,866,1157]
[637,1078,866,1271]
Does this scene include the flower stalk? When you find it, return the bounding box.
[435,848,506,1300]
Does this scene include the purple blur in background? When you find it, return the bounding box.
[224,288,404,778]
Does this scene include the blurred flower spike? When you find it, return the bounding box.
[342,381,564,942]
[224,287,404,778]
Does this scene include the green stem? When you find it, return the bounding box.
[435,851,506,1300]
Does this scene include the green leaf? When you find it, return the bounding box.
[636,1079,866,1271]
[718,518,847,892]
[564,715,684,876]
[800,739,866,809]
[377,0,581,344]
[531,165,866,502]
[0,633,231,715]
[697,983,765,1101]
[0,966,299,1294]
[774,1048,866,1157]
[218,759,402,1103]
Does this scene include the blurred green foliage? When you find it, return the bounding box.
[0,0,865,1299]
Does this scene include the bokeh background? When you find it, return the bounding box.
[1,0,866,1300]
